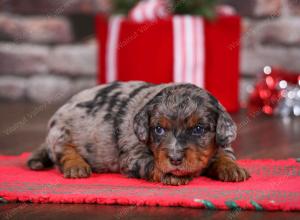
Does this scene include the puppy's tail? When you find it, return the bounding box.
[27,143,53,170]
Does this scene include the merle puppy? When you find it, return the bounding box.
[28,81,250,185]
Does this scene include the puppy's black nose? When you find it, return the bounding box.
[169,157,183,166]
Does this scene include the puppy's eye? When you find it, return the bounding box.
[154,126,165,136]
[192,125,205,136]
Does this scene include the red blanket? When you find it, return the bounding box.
[0,153,299,211]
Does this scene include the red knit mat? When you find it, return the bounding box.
[0,153,299,211]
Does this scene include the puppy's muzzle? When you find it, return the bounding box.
[168,151,184,166]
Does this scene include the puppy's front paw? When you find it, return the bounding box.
[63,161,92,178]
[206,157,250,182]
[162,174,192,186]
[217,163,250,182]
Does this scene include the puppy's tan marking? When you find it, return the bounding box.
[184,143,217,175]
[159,117,172,129]
[150,116,172,129]
[206,154,250,182]
[149,165,164,182]
[60,143,92,178]
[186,114,200,128]
[152,147,169,173]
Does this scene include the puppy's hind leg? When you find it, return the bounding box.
[60,143,92,178]
[27,143,53,170]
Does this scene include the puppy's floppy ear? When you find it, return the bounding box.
[215,103,237,147]
[133,106,150,143]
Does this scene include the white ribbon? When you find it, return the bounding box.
[106,16,124,82]
[129,0,170,22]
[173,16,205,88]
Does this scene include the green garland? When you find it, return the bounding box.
[111,0,219,19]
[172,0,218,19]
[111,0,139,14]
[111,0,137,14]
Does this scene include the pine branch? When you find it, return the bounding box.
[111,0,219,19]
[111,0,139,14]
[172,0,219,19]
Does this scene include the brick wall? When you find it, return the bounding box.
[0,0,105,102]
[1,0,300,105]
[223,0,300,104]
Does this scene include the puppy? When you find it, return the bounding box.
[27,81,250,185]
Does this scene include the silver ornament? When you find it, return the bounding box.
[275,85,300,117]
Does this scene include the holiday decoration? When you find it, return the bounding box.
[276,85,300,117]
[248,66,300,117]
[112,0,218,19]
[97,0,240,112]
[129,0,171,22]
[172,0,218,19]
[112,0,139,14]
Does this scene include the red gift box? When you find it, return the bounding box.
[96,15,240,112]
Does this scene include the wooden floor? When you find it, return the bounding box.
[0,102,299,219]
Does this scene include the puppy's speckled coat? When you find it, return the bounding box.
[28,81,250,185]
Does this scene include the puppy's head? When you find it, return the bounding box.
[134,84,236,176]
